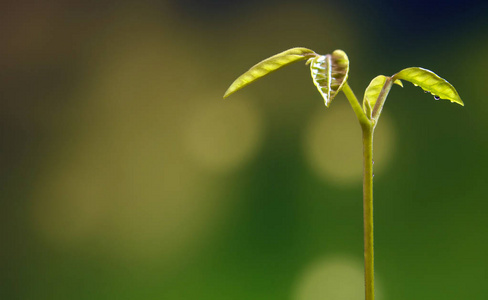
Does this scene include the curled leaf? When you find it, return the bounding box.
[364,95,373,119]
[310,50,349,107]
[223,47,317,98]
[393,67,463,106]
[363,75,403,117]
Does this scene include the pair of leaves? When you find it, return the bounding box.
[223,47,349,107]
[363,67,464,120]
[224,47,464,117]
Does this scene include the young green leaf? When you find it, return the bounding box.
[223,47,317,98]
[310,50,349,107]
[392,67,463,106]
[363,75,403,117]
[363,95,373,119]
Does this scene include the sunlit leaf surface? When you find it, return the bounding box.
[309,50,349,107]
[393,67,463,106]
[223,47,317,98]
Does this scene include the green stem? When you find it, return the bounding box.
[342,82,370,127]
[362,124,374,300]
[343,83,375,300]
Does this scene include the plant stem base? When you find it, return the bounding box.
[362,125,374,300]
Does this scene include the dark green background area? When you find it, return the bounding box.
[1,0,487,299]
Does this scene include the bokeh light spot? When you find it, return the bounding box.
[304,101,396,186]
[294,255,383,300]
[183,96,264,173]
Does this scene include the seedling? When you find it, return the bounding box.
[224,47,463,300]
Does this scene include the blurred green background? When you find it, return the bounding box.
[1,0,487,299]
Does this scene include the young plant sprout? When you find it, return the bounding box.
[223,47,463,300]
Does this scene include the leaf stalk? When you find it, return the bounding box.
[342,82,371,128]
[371,77,394,123]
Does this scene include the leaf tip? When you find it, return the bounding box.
[223,89,234,99]
[223,88,233,99]
[394,79,403,87]
[331,49,347,57]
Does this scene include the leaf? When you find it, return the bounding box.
[223,47,317,98]
[393,67,463,106]
[310,50,349,107]
[363,75,403,116]
[363,95,373,119]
